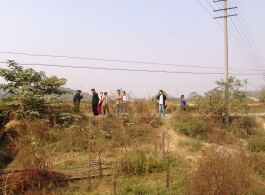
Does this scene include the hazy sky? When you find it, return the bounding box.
[0,0,264,98]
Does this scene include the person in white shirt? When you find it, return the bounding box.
[156,90,167,117]
[122,91,128,114]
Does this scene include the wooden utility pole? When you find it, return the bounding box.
[213,0,237,123]
[224,0,229,124]
[243,79,249,93]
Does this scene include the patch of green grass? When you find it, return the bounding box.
[171,115,208,137]
[178,136,202,152]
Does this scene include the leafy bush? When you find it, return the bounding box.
[231,116,259,135]
[57,112,82,128]
[194,77,249,119]
[173,115,208,137]
[191,151,253,195]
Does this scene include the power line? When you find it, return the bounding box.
[226,0,265,72]
[208,0,264,73]
[0,51,263,73]
[229,18,263,72]
[0,61,262,76]
[196,0,264,74]
[239,2,265,66]
[0,51,223,70]
[248,82,259,88]
[228,1,264,71]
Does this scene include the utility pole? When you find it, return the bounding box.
[213,0,237,124]
[243,79,249,94]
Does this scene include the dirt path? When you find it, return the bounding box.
[157,115,204,163]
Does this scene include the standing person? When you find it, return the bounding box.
[180,95,186,112]
[91,89,99,116]
[115,89,123,116]
[156,90,167,117]
[73,90,83,113]
[102,92,109,116]
[97,92,103,115]
[122,91,128,114]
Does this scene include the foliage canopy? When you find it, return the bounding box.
[194,77,248,118]
[0,60,67,118]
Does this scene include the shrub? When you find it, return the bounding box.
[173,115,208,137]
[191,151,253,195]
[57,112,82,128]
[231,116,259,135]
[203,128,226,144]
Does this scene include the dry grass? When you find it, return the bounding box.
[191,150,253,195]
[1,100,265,194]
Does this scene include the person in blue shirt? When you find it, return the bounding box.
[180,95,186,112]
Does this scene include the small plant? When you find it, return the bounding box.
[57,112,82,128]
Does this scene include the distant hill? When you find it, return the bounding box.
[60,87,114,101]
[60,87,92,101]
[0,88,94,101]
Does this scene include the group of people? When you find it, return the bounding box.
[156,90,186,117]
[73,89,128,116]
[73,89,186,117]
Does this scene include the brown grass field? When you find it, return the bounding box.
[0,99,265,194]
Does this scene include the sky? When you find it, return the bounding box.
[0,0,264,98]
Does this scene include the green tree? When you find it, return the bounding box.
[187,92,200,101]
[0,60,67,118]
[195,77,248,120]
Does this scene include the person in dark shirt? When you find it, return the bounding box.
[73,90,83,113]
[91,88,99,116]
